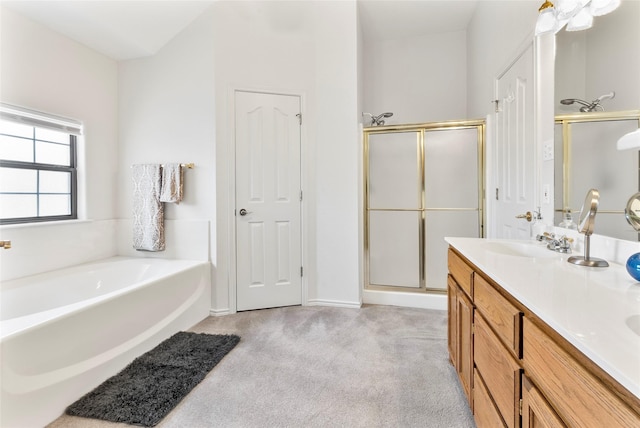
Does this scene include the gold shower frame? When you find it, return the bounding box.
[555,109,640,217]
[363,119,485,294]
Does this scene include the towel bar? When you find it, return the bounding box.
[131,163,194,169]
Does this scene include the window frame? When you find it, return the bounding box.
[0,130,78,225]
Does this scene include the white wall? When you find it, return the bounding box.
[118,1,361,312]
[0,7,119,280]
[363,30,468,124]
[212,0,361,310]
[311,1,360,307]
[555,31,588,111]
[556,0,640,112]
[0,7,118,221]
[210,1,316,313]
[117,8,217,305]
[466,1,539,119]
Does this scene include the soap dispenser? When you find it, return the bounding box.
[558,210,577,230]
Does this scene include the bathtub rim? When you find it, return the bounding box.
[0,256,211,342]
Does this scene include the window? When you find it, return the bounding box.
[0,104,81,224]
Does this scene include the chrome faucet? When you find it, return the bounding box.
[536,232,572,254]
[0,240,11,249]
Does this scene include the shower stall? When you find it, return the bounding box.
[554,110,640,241]
[363,120,484,294]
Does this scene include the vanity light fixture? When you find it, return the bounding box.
[556,0,589,19]
[566,6,594,31]
[589,0,621,16]
[534,0,621,36]
[535,1,562,35]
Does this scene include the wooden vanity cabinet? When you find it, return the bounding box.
[474,273,522,359]
[521,375,565,428]
[448,248,523,427]
[474,312,522,428]
[523,318,640,428]
[447,273,473,404]
[447,246,640,428]
[447,276,457,365]
[474,368,507,427]
[448,248,473,297]
[447,248,474,404]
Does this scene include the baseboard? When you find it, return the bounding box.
[363,289,446,311]
[306,299,362,309]
[209,308,231,317]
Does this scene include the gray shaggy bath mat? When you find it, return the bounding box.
[66,332,240,427]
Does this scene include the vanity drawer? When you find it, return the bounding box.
[448,248,473,298]
[474,274,522,359]
[523,318,640,428]
[475,313,522,428]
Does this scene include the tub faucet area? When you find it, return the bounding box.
[0,241,11,249]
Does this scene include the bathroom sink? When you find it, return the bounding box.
[482,241,557,259]
[625,315,640,337]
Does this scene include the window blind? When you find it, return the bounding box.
[0,103,83,136]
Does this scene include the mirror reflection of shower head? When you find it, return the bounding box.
[560,98,591,108]
[560,91,615,112]
[372,112,393,126]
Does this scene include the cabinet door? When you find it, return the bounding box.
[447,275,458,366]
[522,375,566,428]
[475,313,522,428]
[457,288,473,404]
[474,369,507,427]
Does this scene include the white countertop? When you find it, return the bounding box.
[445,237,640,399]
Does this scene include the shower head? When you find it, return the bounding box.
[560,92,615,112]
[560,98,590,107]
[371,112,393,126]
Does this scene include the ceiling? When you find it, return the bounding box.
[358,0,477,42]
[2,0,479,61]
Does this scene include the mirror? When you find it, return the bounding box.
[576,189,599,235]
[625,192,640,232]
[554,0,640,241]
[568,189,609,267]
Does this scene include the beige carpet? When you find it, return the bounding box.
[48,305,475,428]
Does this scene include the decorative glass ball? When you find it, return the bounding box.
[626,253,640,281]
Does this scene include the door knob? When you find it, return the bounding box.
[239,208,251,216]
[515,211,533,222]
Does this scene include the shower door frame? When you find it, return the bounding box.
[363,119,485,294]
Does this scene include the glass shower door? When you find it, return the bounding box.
[364,122,484,293]
[424,128,481,292]
[367,131,422,289]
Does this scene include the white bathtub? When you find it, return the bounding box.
[0,256,211,428]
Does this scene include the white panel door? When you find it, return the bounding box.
[494,44,536,239]
[235,91,301,311]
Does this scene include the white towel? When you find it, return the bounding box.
[132,164,165,251]
[159,163,184,204]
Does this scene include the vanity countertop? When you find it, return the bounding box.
[445,237,640,399]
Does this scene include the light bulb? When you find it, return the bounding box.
[589,0,621,16]
[535,6,560,36]
[566,7,593,31]
[555,0,589,20]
